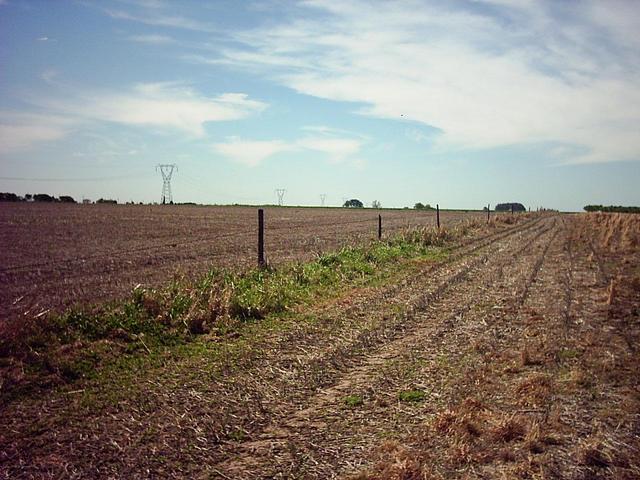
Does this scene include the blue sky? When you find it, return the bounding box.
[1,0,639,210]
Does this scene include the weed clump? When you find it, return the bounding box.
[398,389,426,403]
[344,394,364,407]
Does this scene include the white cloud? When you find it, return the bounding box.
[104,8,212,31]
[213,129,365,166]
[405,128,431,143]
[0,112,73,153]
[296,137,361,162]
[213,0,640,164]
[40,69,58,83]
[118,0,167,8]
[128,34,175,45]
[33,82,267,137]
[213,137,294,167]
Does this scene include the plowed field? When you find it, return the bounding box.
[0,204,483,320]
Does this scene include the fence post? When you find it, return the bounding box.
[436,204,440,229]
[487,204,490,222]
[378,214,382,240]
[511,204,514,215]
[258,208,265,268]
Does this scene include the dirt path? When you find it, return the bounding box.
[3,214,636,479]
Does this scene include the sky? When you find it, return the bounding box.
[0,0,639,211]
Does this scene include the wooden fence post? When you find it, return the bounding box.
[487,204,490,222]
[436,204,440,229]
[258,208,265,267]
[378,214,382,240]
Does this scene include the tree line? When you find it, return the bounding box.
[0,192,119,204]
[584,205,640,213]
[0,192,77,203]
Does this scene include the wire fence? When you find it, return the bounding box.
[0,206,494,319]
[0,212,447,273]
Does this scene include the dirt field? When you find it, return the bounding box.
[0,204,483,321]
[1,212,638,478]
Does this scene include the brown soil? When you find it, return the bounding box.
[0,204,482,321]
[0,213,637,479]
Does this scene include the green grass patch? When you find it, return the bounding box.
[398,389,426,403]
[558,348,582,360]
[1,227,453,403]
[344,394,364,407]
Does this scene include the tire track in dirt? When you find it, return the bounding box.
[206,218,559,478]
[199,219,553,434]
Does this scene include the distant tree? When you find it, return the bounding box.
[96,198,117,204]
[0,192,21,202]
[343,199,364,208]
[59,195,76,203]
[34,193,56,202]
[414,203,433,211]
[371,200,381,209]
[495,202,526,212]
[584,205,640,213]
[25,194,33,201]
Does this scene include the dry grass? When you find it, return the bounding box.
[348,441,425,480]
[581,212,640,252]
[353,213,640,479]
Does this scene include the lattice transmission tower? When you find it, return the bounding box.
[275,188,286,206]
[320,194,327,206]
[156,164,177,204]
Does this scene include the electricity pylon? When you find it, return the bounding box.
[275,188,286,206]
[156,164,177,204]
[320,193,327,206]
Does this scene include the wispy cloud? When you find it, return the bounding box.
[209,0,640,165]
[213,137,294,167]
[0,112,74,154]
[36,36,56,42]
[213,128,365,167]
[31,82,267,137]
[116,0,167,8]
[296,137,362,162]
[128,34,175,45]
[104,8,213,31]
[39,69,59,84]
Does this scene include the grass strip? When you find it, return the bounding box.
[1,226,459,404]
